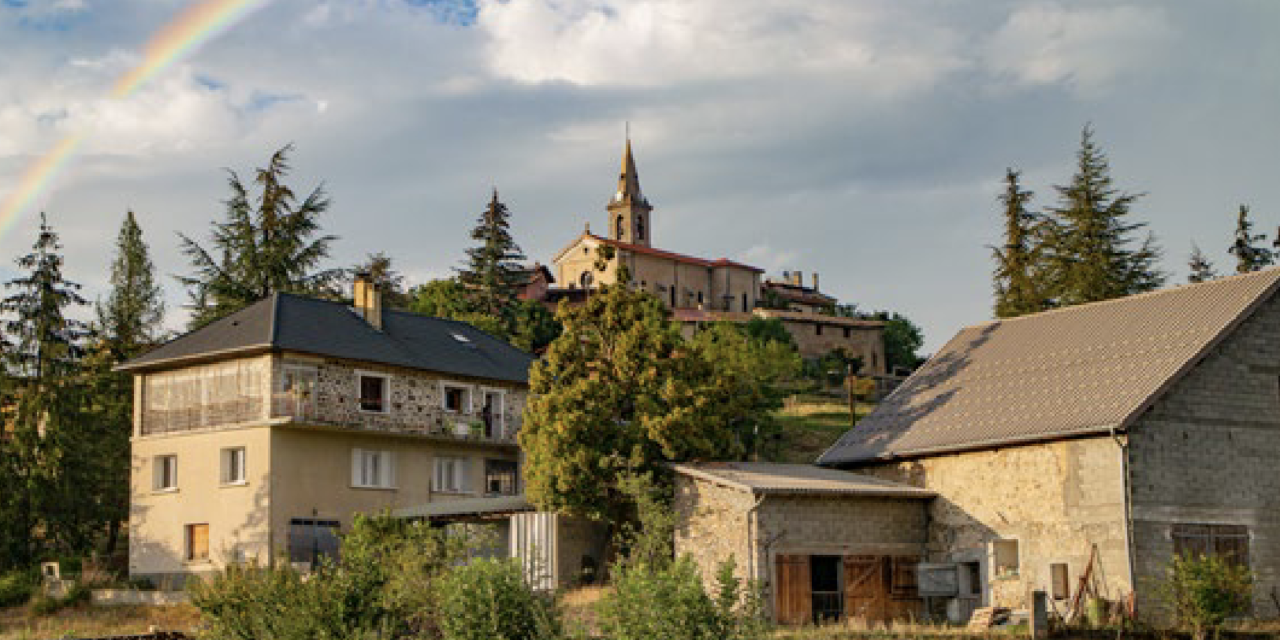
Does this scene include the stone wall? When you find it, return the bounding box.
[674,475,757,587]
[859,437,1131,610]
[773,317,886,373]
[274,353,527,436]
[1128,290,1280,618]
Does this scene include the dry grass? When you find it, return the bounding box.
[0,603,201,640]
[559,585,609,636]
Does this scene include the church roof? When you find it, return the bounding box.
[590,234,764,273]
[817,268,1280,467]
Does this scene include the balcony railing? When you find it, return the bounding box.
[141,397,264,435]
[270,393,521,444]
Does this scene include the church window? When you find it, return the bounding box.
[636,216,645,241]
[616,215,625,240]
[579,271,594,288]
[741,293,748,312]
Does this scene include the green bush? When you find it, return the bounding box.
[597,556,767,640]
[0,571,35,608]
[435,558,561,640]
[1156,553,1253,638]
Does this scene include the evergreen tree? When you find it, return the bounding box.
[180,144,339,328]
[92,211,165,554]
[98,211,165,359]
[990,168,1050,318]
[352,252,408,310]
[0,214,96,565]
[520,254,742,530]
[457,190,527,320]
[1228,204,1272,273]
[1044,125,1165,305]
[1188,244,1218,283]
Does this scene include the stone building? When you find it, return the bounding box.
[677,269,1280,625]
[120,276,532,586]
[545,140,884,371]
[819,267,1280,620]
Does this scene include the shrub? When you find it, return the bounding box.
[597,556,767,640]
[1156,553,1253,638]
[0,571,35,608]
[435,558,561,640]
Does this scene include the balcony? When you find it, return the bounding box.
[141,397,264,435]
[270,393,521,445]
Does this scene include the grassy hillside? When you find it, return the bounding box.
[770,397,876,464]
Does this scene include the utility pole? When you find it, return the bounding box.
[847,362,858,427]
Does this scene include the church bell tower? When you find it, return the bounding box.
[606,138,653,247]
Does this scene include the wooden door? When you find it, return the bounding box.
[886,555,924,622]
[843,555,886,624]
[775,554,811,625]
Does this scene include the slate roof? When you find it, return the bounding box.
[672,462,934,498]
[118,293,534,384]
[818,268,1280,467]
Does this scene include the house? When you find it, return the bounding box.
[543,139,885,371]
[119,275,533,587]
[675,268,1280,625]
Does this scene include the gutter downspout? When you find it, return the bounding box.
[746,492,767,607]
[1112,426,1137,612]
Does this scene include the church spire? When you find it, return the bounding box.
[607,136,653,247]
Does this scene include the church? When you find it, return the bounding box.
[542,140,886,375]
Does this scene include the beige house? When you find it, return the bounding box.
[678,269,1280,624]
[120,277,531,586]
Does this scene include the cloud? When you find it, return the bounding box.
[982,3,1175,96]
[740,244,799,276]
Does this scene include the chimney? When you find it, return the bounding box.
[353,272,383,331]
[812,272,819,292]
[790,271,803,287]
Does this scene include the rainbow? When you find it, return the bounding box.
[0,0,268,233]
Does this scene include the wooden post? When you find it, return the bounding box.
[847,363,858,427]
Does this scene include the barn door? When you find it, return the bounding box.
[775,554,811,625]
[843,555,887,625]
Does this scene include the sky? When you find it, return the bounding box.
[1,0,1277,353]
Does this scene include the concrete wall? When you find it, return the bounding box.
[130,425,274,585]
[860,437,1131,610]
[1128,291,1280,618]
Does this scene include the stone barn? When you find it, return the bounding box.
[672,462,934,625]
[819,268,1280,621]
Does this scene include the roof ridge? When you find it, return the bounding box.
[959,266,1280,331]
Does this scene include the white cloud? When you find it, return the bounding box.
[741,244,798,276]
[982,3,1175,96]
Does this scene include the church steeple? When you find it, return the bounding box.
[607,137,653,247]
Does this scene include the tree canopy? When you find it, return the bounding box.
[991,169,1050,318]
[458,190,527,320]
[180,144,339,328]
[1228,204,1273,274]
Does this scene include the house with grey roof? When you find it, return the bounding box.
[815,267,1280,621]
[121,275,533,586]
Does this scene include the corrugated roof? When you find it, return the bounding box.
[672,462,935,497]
[119,293,534,384]
[818,268,1280,467]
[393,495,532,519]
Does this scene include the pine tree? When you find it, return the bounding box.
[0,214,96,564]
[990,168,1050,318]
[457,190,527,320]
[98,211,165,359]
[180,144,339,328]
[352,252,407,309]
[1188,244,1218,283]
[1228,204,1272,273]
[1044,125,1165,305]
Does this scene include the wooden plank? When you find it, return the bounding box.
[844,555,886,625]
[775,554,811,625]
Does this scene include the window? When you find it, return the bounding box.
[815,324,823,336]
[185,523,209,562]
[615,215,624,239]
[741,292,748,312]
[843,327,851,338]
[281,366,317,418]
[288,518,340,567]
[221,447,246,485]
[485,459,518,495]
[993,539,1020,578]
[636,216,645,240]
[358,373,387,413]
[1172,523,1250,566]
[351,448,395,488]
[1050,563,1069,600]
[434,456,469,493]
[443,385,469,413]
[153,454,178,491]
[579,271,593,288]
[890,556,920,596]
[697,291,704,304]
[481,391,504,437]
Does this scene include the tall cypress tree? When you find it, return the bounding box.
[1187,244,1218,284]
[0,214,95,564]
[1228,204,1272,273]
[1044,125,1165,305]
[180,144,339,328]
[990,168,1049,318]
[457,190,527,320]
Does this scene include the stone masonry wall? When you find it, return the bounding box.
[1128,290,1280,618]
[275,354,527,436]
[674,475,757,587]
[860,438,1130,610]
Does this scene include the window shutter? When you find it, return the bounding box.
[461,458,472,493]
[220,450,229,484]
[385,451,396,488]
[352,448,363,487]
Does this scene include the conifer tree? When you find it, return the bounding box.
[1228,205,1272,273]
[1044,125,1165,305]
[457,190,526,320]
[1188,244,1218,283]
[352,252,408,309]
[180,144,339,328]
[990,168,1049,318]
[98,211,165,358]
